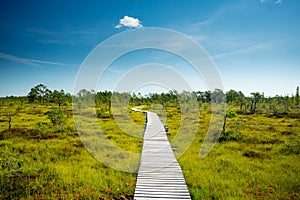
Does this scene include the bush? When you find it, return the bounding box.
[0,128,39,140]
[226,110,237,118]
[218,130,240,142]
[242,150,270,159]
[280,140,300,155]
[0,143,58,199]
[27,107,43,115]
[0,168,57,199]
[281,130,296,135]
[0,127,60,140]
[241,136,284,145]
[0,147,23,171]
[47,109,66,131]
[96,107,111,118]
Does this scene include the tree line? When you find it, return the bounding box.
[74,86,300,115]
[1,84,299,115]
[27,84,72,107]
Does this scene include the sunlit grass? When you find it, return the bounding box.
[163,104,300,199]
[0,103,145,199]
[1,102,299,199]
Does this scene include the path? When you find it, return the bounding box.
[133,109,191,199]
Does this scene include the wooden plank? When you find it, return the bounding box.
[133,111,191,200]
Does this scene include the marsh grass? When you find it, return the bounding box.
[0,102,299,199]
[164,104,300,199]
[0,103,145,199]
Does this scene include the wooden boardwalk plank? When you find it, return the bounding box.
[134,111,191,200]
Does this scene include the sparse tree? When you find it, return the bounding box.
[47,109,66,131]
[296,86,299,106]
[284,95,289,113]
[237,91,245,111]
[51,89,66,108]
[226,90,238,105]
[28,84,49,103]
[0,107,20,130]
[204,91,211,103]
[250,92,262,114]
[211,89,224,104]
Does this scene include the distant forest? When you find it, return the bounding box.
[1,83,300,116]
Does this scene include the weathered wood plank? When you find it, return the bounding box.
[133,111,191,200]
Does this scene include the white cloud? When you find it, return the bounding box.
[212,42,272,59]
[0,52,74,67]
[190,20,213,29]
[115,15,143,29]
[0,52,40,67]
[260,0,283,4]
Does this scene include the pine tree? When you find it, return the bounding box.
[296,86,299,106]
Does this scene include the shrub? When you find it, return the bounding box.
[96,107,111,118]
[242,150,270,159]
[47,109,66,131]
[0,148,23,171]
[218,130,240,142]
[0,168,57,199]
[241,136,284,145]
[280,140,300,155]
[0,127,60,140]
[281,130,296,135]
[0,128,39,140]
[226,110,237,118]
[27,107,43,115]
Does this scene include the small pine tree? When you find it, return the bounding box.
[47,109,66,131]
[296,86,299,106]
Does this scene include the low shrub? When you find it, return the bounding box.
[280,140,300,155]
[281,130,296,135]
[242,150,270,159]
[47,109,66,130]
[226,110,237,118]
[0,128,39,140]
[0,127,62,140]
[218,130,240,142]
[96,107,111,118]
[241,136,284,145]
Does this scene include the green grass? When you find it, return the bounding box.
[0,138,137,199]
[163,105,300,199]
[0,102,299,199]
[0,103,145,199]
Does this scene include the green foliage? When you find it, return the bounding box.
[250,92,262,114]
[28,84,50,103]
[296,86,299,106]
[0,146,23,172]
[28,84,71,105]
[166,104,300,199]
[0,126,139,199]
[280,140,300,155]
[0,144,36,199]
[226,110,237,118]
[51,89,67,107]
[242,149,270,159]
[1,85,300,199]
[226,89,238,104]
[47,109,66,131]
[96,107,111,118]
[0,128,39,140]
[218,130,240,142]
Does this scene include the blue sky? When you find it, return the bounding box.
[0,0,299,97]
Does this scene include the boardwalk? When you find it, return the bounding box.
[133,110,191,200]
